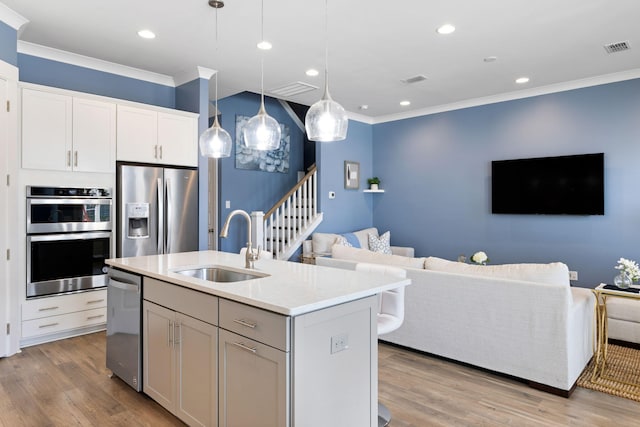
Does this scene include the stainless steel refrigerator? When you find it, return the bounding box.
[116,163,198,257]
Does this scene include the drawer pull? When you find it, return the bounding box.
[231,341,257,354]
[38,306,59,312]
[233,319,257,329]
[86,299,105,305]
[87,315,105,320]
[39,322,59,329]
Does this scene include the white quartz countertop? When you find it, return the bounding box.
[106,250,410,316]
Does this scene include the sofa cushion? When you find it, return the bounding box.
[331,244,426,269]
[368,231,392,254]
[312,227,378,255]
[607,297,640,323]
[424,256,570,287]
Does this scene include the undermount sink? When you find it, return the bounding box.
[174,266,268,283]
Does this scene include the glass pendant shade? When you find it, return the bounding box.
[305,88,348,142]
[243,102,281,150]
[199,115,232,158]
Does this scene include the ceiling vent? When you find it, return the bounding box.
[604,41,631,54]
[268,81,318,97]
[401,74,428,84]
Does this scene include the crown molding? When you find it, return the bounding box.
[0,3,28,32]
[174,66,217,87]
[346,110,374,125]
[373,68,640,125]
[17,41,176,87]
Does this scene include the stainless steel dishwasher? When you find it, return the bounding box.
[106,268,142,391]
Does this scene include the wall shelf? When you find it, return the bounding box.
[363,189,385,193]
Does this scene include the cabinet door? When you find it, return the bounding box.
[117,105,158,163]
[176,313,218,427]
[73,97,116,173]
[21,88,72,171]
[157,112,198,167]
[218,329,289,427]
[143,300,176,412]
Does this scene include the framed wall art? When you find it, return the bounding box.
[344,160,360,189]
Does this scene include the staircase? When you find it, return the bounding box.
[261,165,323,260]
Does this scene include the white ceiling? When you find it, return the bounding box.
[3,0,640,122]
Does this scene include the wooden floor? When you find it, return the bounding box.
[1,333,640,427]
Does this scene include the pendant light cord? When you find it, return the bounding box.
[214,6,220,121]
[260,0,266,109]
[323,0,330,97]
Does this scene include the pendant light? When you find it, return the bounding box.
[199,0,232,158]
[305,0,348,142]
[243,0,281,151]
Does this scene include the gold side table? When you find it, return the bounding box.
[591,283,640,385]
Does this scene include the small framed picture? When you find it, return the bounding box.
[344,161,360,189]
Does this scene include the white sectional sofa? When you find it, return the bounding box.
[607,298,640,344]
[316,245,595,396]
[305,227,415,260]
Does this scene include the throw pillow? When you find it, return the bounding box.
[337,232,361,248]
[334,235,353,247]
[368,231,392,254]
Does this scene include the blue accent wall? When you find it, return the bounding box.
[217,92,305,253]
[315,120,374,234]
[372,78,640,287]
[0,22,17,66]
[18,54,175,108]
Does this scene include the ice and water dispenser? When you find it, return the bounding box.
[126,203,149,238]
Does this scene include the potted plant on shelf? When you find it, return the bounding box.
[367,177,380,190]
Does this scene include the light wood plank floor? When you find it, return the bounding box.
[1,332,639,426]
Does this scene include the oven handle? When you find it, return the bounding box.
[27,198,112,205]
[27,231,112,242]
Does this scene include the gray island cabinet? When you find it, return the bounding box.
[106,250,410,427]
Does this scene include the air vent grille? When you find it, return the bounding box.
[604,41,631,54]
[268,81,318,97]
[401,74,428,84]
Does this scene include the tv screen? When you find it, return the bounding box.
[491,153,604,215]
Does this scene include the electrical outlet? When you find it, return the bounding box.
[331,333,348,354]
[569,271,578,281]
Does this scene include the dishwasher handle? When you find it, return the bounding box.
[108,278,140,293]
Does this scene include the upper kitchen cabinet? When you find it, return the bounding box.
[117,105,198,167]
[21,87,116,173]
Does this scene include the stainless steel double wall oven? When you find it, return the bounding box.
[26,186,113,298]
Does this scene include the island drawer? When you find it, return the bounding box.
[219,299,290,351]
[144,277,218,326]
[22,307,107,338]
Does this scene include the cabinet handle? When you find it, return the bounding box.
[159,145,163,159]
[39,322,59,329]
[86,299,105,305]
[174,323,181,345]
[154,145,158,159]
[67,150,71,167]
[87,314,104,320]
[231,341,257,354]
[233,319,257,329]
[38,306,59,312]
[168,320,173,346]
[74,151,78,167]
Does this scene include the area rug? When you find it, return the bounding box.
[578,344,640,402]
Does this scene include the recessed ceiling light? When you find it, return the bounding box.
[483,56,497,63]
[257,40,272,50]
[306,69,319,77]
[137,29,156,39]
[515,77,530,84]
[436,24,456,35]
[400,100,411,106]
[359,105,369,110]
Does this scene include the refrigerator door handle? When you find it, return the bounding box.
[165,178,171,254]
[157,177,163,255]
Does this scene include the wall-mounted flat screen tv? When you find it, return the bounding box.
[491,153,604,215]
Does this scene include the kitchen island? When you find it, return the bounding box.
[106,250,410,427]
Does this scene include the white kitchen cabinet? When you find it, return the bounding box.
[20,289,108,347]
[117,105,197,167]
[143,278,218,427]
[21,88,115,173]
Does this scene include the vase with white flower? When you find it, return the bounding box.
[470,251,489,265]
[614,257,640,289]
